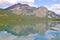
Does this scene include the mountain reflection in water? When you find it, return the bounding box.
[0,22,60,40]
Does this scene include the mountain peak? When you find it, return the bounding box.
[16,3,21,5]
[15,3,29,6]
[5,3,30,10]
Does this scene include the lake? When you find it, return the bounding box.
[0,21,60,40]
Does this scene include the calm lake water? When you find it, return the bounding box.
[0,22,60,40]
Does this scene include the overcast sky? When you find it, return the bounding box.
[0,0,60,14]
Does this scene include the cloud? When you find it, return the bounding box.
[0,31,34,40]
[48,4,60,14]
[45,4,60,14]
[0,0,35,8]
[0,31,18,40]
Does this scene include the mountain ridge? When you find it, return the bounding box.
[5,3,60,18]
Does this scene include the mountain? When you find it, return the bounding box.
[56,14,60,18]
[33,6,48,17]
[5,3,48,17]
[5,3,36,15]
[5,3,60,18]
[48,11,60,18]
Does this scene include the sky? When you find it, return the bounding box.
[0,0,60,14]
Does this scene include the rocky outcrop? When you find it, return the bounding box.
[33,6,48,17]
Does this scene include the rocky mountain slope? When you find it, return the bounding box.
[5,3,60,18]
[5,3,36,15]
[5,3,49,17]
